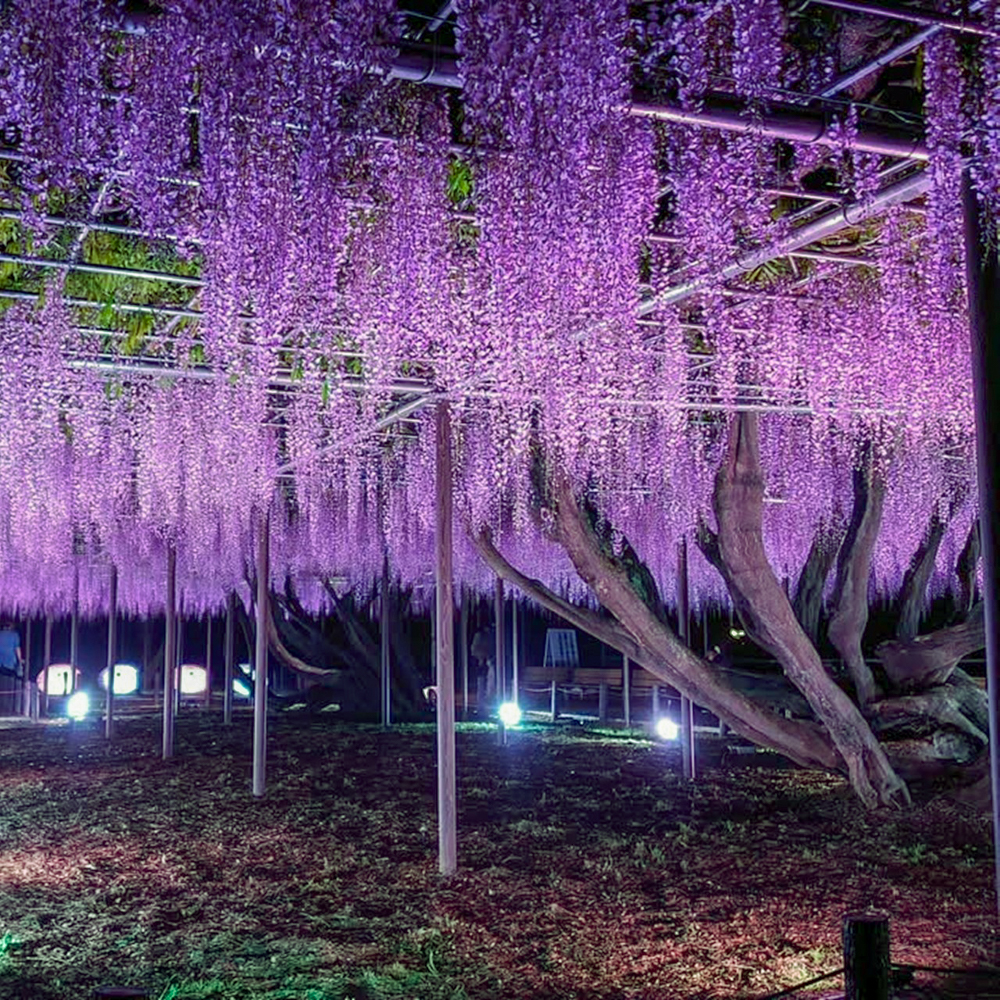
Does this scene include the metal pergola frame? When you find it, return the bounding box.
[1,0,996,899]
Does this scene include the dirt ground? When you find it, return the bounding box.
[0,711,996,1000]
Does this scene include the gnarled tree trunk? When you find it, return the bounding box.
[791,521,844,645]
[703,412,907,807]
[828,451,884,706]
[877,603,984,690]
[895,510,948,641]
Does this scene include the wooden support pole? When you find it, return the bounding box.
[381,553,391,728]
[494,578,505,708]
[623,655,631,727]
[459,585,469,721]
[162,547,176,759]
[842,913,890,1000]
[652,685,660,723]
[204,615,213,708]
[512,599,519,706]
[176,611,184,713]
[105,566,118,740]
[253,514,270,798]
[21,618,32,718]
[435,402,457,876]
[144,620,156,704]
[550,678,558,723]
[678,537,696,781]
[42,615,52,717]
[223,592,234,725]
[70,598,79,685]
[963,172,1000,920]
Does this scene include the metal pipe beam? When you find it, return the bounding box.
[0,252,203,288]
[643,167,930,311]
[628,96,927,161]
[810,0,998,38]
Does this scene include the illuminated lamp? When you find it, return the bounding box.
[498,701,522,727]
[36,664,77,696]
[98,663,140,695]
[656,717,680,741]
[178,664,207,696]
[66,691,89,721]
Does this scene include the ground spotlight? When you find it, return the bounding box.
[178,665,208,696]
[66,691,90,722]
[98,663,140,695]
[656,717,679,741]
[498,701,522,728]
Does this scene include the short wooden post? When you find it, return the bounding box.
[380,553,391,728]
[253,514,269,797]
[598,682,609,722]
[435,402,457,875]
[105,566,118,740]
[623,655,631,728]
[550,679,558,723]
[162,547,177,759]
[843,913,890,1000]
[223,592,235,725]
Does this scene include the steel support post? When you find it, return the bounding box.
[223,593,234,725]
[435,403,457,875]
[105,566,118,739]
[381,553,391,728]
[253,514,269,798]
[962,173,1000,919]
[162,547,176,759]
[678,538,696,780]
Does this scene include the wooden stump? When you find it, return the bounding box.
[843,912,890,1000]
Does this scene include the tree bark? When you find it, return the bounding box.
[791,521,844,645]
[264,594,339,676]
[707,412,907,808]
[896,511,948,641]
[955,518,981,619]
[876,603,984,690]
[473,522,840,772]
[828,452,884,706]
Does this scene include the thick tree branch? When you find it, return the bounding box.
[791,521,844,645]
[955,518,981,619]
[709,412,907,808]
[474,527,643,659]
[876,602,985,690]
[896,510,948,641]
[828,451,884,705]
[544,471,841,771]
[265,593,338,676]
